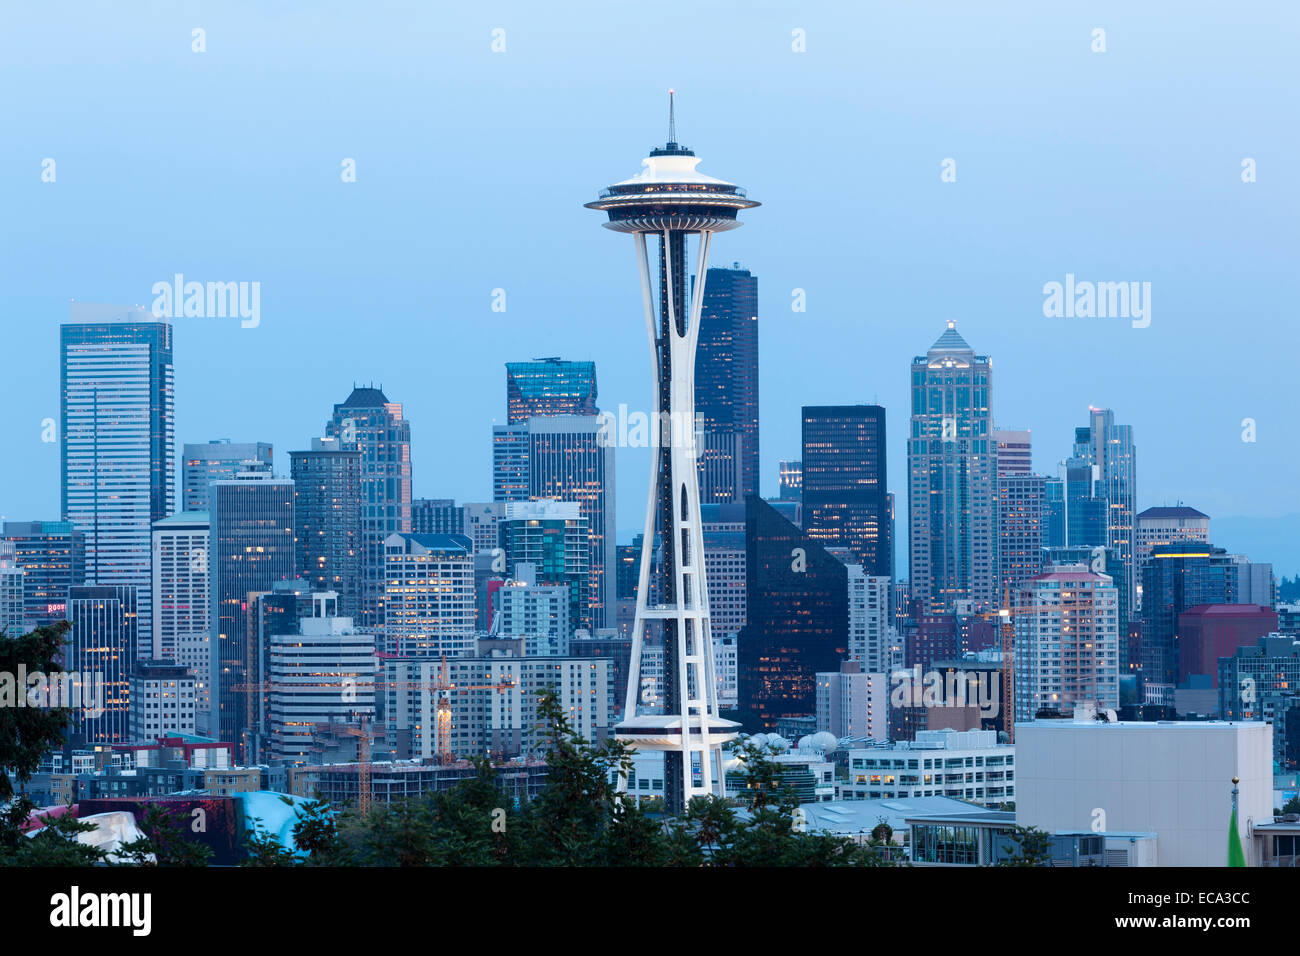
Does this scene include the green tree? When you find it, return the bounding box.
[115,804,214,867]
[996,825,1053,866]
[0,623,74,801]
[0,802,108,867]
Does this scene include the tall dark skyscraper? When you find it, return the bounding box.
[505,358,598,422]
[738,496,848,730]
[290,437,361,618]
[801,405,891,578]
[1140,541,1231,707]
[325,386,412,631]
[61,304,175,652]
[208,470,295,756]
[66,584,137,745]
[695,264,759,501]
[907,322,997,612]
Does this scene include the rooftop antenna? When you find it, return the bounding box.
[668,89,676,145]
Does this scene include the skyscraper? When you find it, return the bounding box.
[497,500,590,636]
[208,469,295,756]
[495,565,572,657]
[1013,566,1120,722]
[1072,408,1137,619]
[1,520,85,630]
[182,440,273,512]
[325,386,412,631]
[695,264,759,501]
[1135,506,1210,585]
[66,584,138,744]
[801,405,891,578]
[907,322,997,612]
[505,358,598,422]
[61,303,175,653]
[778,460,802,501]
[738,496,848,730]
[1140,542,1231,706]
[998,474,1046,607]
[491,416,615,629]
[268,591,377,761]
[290,437,362,618]
[150,511,209,662]
[382,533,475,658]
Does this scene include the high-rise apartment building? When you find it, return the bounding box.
[845,563,894,673]
[998,474,1047,607]
[208,469,296,757]
[1013,565,1120,722]
[129,662,197,739]
[325,386,412,631]
[694,264,759,501]
[290,437,362,618]
[702,512,747,644]
[815,661,888,742]
[182,441,273,512]
[382,533,475,658]
[802,405,891,578]
[494,565,571,657]
[491,415,615,628]
[907,322,997,612]
[61,304,176,653]
[150,511,209,663]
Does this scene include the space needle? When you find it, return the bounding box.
[586,92,758,812]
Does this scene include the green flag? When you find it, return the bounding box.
[1227,806,1246,867]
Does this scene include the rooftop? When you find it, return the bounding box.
[1138,506,1210,520]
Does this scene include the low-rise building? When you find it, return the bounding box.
[839,729,1014,806]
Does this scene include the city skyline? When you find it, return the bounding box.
[3,3,1297,579]
[5,2,1300,889]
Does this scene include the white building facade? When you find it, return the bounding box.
[1015,717,1272,867]
[841,729,1015,806]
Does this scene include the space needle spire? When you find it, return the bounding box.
[586,93,759,812]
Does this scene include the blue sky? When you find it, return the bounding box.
[1,1,1297,572]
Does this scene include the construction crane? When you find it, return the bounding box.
[340,715,372,814]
